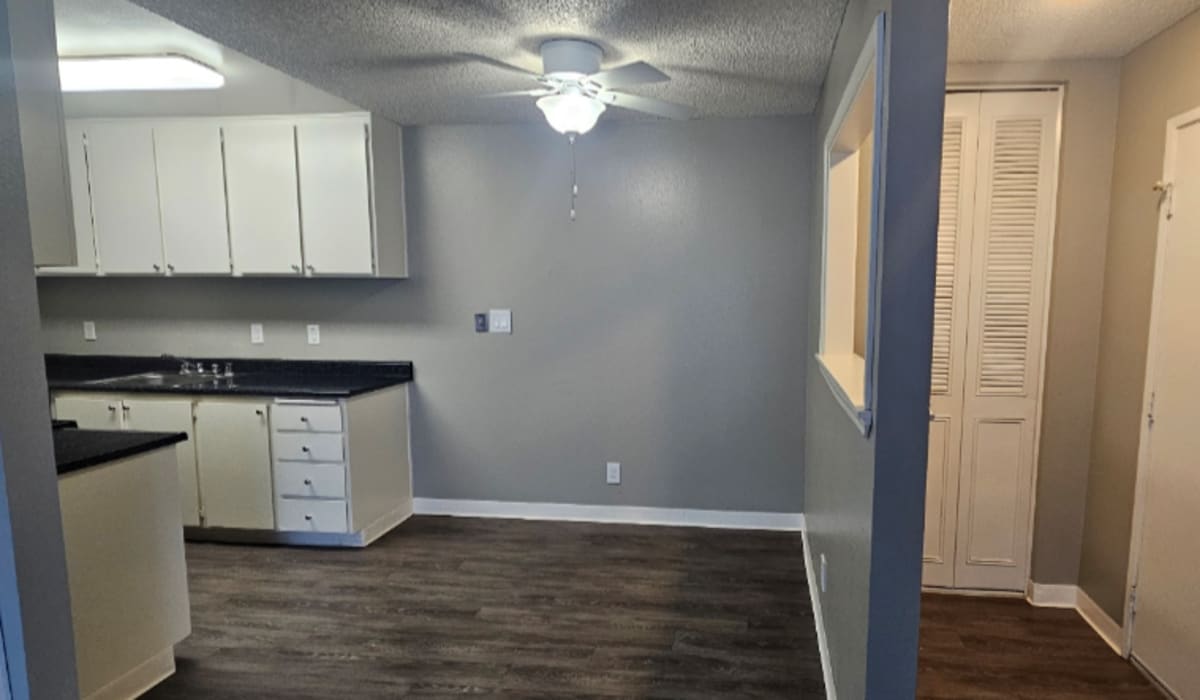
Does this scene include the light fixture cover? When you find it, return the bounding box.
[59,55,225,92]
[536,92,606,135]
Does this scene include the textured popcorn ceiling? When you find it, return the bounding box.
[124,0,848,125]
[950,0,1200,63]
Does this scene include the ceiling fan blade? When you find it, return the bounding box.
[600,92,693,120]
[479,88,556,99]
[457,52,542,79]
[589,61,669,89]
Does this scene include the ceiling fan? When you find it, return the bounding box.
[476,39,693,136]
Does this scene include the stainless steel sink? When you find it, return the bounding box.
[84,372,217,390]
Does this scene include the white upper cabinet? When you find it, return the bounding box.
[39,124,97,275]
[85,123,165,274]
[296,117,374,276]
[154,123,232,275]
[45,113,406,279]
[224,121,304,275]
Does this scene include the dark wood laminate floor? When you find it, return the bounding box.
[146,516,822,698]
[917,593,1163,699]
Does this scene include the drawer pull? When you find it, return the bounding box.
[301,446,310,453]
[300,416,309,422]
[303,479,313,486]
[304,514,313,521]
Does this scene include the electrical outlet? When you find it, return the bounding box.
[82,321,97,341]
[606,461,621,485]
[820,553,828,594]
[250,323,265,344]
[306,324,321,345]
[488,309,512,334]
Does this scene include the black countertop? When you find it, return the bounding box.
[55,427,187,475]
[46,354,413,398]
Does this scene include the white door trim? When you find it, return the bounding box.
[1122,103,1200,656]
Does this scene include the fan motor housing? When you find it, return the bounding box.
[540,39,603,78]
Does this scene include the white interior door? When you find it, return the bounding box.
[923,90,1059,592]
[82,123,164,274]
[296,117,374,276]
[154,123,231,274]
[223,121,303,275]
[953,90,1058,591]
[1129,108,1200,700]
[923,93,980,588]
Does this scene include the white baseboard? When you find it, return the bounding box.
[1076,587,1126,656]
[412,498,805,531]
[801,528,836,700]
[1026,582,1079,609]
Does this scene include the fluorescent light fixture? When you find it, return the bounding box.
[59,55,224,92]
[536,89,606,135]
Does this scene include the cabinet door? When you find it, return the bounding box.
[53,395,122,430]
[193,401,274,529]
[38,123,97,275]
[83,123,165,274]
[296,118,374,275]
[123,399,201,528]
[154,123,231,274]
[224,122,303,275]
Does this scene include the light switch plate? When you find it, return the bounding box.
[306,324,321,345]
[82,321,97,341]
[474,313,488,333]
[606,462,621,485]
[488,309,512,334]
[250,323,264,344]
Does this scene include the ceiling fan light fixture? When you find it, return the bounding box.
[536,92,606,135]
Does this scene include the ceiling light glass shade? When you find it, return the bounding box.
[59,55,225,92]
[536,92,606,135]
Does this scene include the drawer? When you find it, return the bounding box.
[271,403,343,433]
[275,462,346,499]
[272,432,344,462]
[276,498,348,533]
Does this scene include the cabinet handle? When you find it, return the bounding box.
[306,264,315,273]
[153,263,161,272]
[299,416,309,423]
[291,264,301,272]
[107,404,117,412]
[301,446,310,453]
[167,264,175,273]
[303,478,313,486]
[255,409,265,417]
[304,514,313,521]
[121,405,130,412]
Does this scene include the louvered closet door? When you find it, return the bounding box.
[923,93,981,588]
[953,91,1058,591]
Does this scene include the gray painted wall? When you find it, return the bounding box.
[39,116,811,513]
[0,0,80,696]
[1080,8,1200,623]
[804,1,947,697]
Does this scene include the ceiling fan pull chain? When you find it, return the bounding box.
[569,134,578,222]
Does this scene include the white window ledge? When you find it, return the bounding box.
[816,353,873,436]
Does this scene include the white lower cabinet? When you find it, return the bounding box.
[53,395,200,527]
[193,400,275,530]
[122,399,202,528]
[276,498,348,534]
[53,386,412,546]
